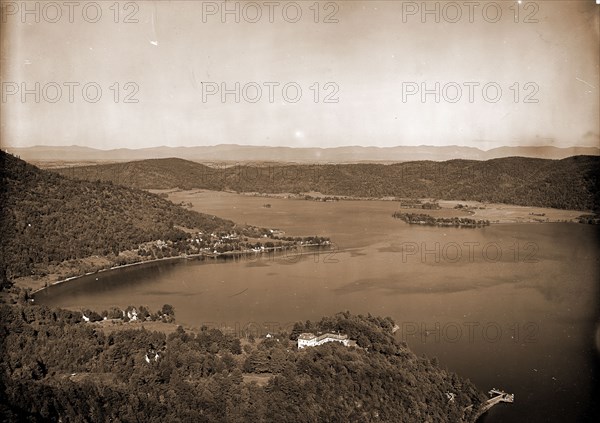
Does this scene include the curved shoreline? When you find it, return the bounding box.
[31,244,332,296]
[31,254,197,295]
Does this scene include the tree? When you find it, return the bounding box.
[88,310,102,322]
[161,304,175,317]
[289,322,305,340]
[0,266,13,290]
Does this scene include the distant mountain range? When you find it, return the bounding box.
[4,144,599,163]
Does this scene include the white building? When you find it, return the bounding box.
[297,332,357,349]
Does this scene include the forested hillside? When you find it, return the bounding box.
[54,156,600,211]
[0,151,237,279]
[0,308,485,422]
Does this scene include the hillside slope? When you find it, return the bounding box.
[55,156,600,211]
[0,151,237,279]
[0,309,486,422]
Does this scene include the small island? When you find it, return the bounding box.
[393,212,491,228]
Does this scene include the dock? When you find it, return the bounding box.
[480,388,514,413]
[464,388,514,422]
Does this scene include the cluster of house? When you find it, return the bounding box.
[81,307,139,322]
[192,231,239,244]
[269,229,285,237]
[297,332,357,349]
[191,230,288,253]
[187,231,242,254]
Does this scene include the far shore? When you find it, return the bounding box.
[158,189,591,224]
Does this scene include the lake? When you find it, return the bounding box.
[36,191,600,422]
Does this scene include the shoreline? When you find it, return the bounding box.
[31,253,196,295]
[164,189,592,225]
[31,243,330,296]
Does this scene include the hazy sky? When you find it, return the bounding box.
[1,0,599,150]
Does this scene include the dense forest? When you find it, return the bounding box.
[0,305,485,422]
[0,151,241,279]
[54,156,600,211]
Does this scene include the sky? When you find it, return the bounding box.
[1,0,599,150]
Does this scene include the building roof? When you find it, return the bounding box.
[316,333,348,342]
[298,333,317,340]
[298,332,348,341]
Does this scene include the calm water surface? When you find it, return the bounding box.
[37,192,600,422]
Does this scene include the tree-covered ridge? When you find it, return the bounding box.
[0,151,237,278]
[54,155,600,211]
[0,306,485,422]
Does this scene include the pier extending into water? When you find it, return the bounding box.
[464,388,514,422]
[480,389,515,413]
